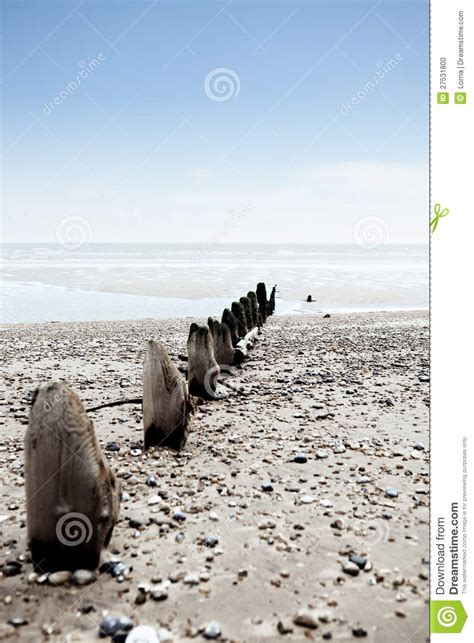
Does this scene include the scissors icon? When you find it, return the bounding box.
[430,203,449,234]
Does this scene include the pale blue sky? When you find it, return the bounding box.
[1,0,429,243]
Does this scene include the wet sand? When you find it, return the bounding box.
[0,312,429,642]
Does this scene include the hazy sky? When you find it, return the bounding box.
[1,0,428,244]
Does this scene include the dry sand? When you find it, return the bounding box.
[0,312,429,642]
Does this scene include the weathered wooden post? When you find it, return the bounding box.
[187,324,220,399]
[256,282,268,323]
[208,318,235,366]
[239,296,254,329]
[268,285,276,315]
[231,301,248,337]
[222,308,240,347]
[247,291,259,328]
[25,382,120,572]
[143,340,193,450]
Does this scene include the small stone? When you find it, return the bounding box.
[8,618,28,628]
[2,562,22,577]
[129,515,150,529]
[349,555,368,570]
[300,495,315,504]
[357,476,371,484]
[414,442,425,451]
[203,620,221,639]
[352,626,368,637]
[331,519,344,530]
[105,442,120,452]
[173,509,187,521]
[316,451,329,459]
[147,494,162,506]
[277,619,294,634]
[293,609,319,629]
[261,483,273,492]
[130,449,142,457]
[203,535,219,548]
[125,625,159,643]
[99,615,134,638]
[320,499,334,508]
[342,561,360,576]
[292,455,308,464]
[183,572,200,586]
[385,487,398,498]
[145,475,157,487]
[71,569,96,586]
[48,570,72,586]
[150,583,168,601]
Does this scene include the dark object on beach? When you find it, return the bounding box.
[25,382,120,572]
[187,325,220,399]
[256,282,268,323]
[268,285,276,315]
[239,296,255,329]
[87,397,142,413]
[222,308,240,347]
[247,291,259,327]
[143,340,193,450]
[231,301,248,337]
[208,318,235,367]
[307,295,312,303]
[323,313,331,318]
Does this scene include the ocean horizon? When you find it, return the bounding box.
[1,242,428,324]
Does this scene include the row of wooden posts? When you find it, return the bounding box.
[25,282,276,572]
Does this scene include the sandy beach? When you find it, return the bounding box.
[0,311,429,642]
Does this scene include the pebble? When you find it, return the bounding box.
[292,455,308,464]
[150,583,169,600]
[1,562,22,577]
[147,494,162,505]
[48,570,72,585]
[125,625,159,643]
[183,572,200,586]
[99,615,134,639]
[173,509,187,521]
[316,451,329,459]
[349,555,368,570]
[342,561,360,576]
[320,499,334,508]
[203,535,219,548]
[300,495,316,504]
[385,487,399,498]
[203,620,221,639]
[71,569,97,585]
[293,608,319,629]
[352,626,368,637]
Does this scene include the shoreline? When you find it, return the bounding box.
[0,311,429,642]
[0,308,429,329]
